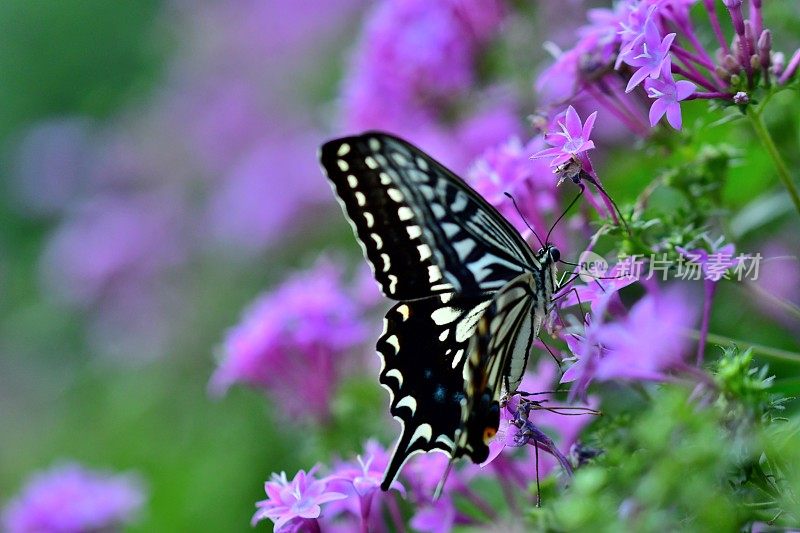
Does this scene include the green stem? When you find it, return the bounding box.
[747,109,800,217]
[686,329,800,363]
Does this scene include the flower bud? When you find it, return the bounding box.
[722,54,740,73]
[730,73,741,86]
[771,51,785,75]
[715,66,732,82]
[758,30,772,70]
[733,91,749,104]
[750,54,761,72]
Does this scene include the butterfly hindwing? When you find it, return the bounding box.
[377,292,494,490]
[458,270,552,460]
[320,132,540,300]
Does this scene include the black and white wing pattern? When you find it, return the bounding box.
[319,132,541,300]
[319,131,559,491]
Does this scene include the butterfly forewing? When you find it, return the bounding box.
[320,132,540,300]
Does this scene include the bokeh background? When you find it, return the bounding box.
[0,1,798,531]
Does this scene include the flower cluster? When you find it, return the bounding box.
[210,257,372,422]
[561,284,699,400]
[2,462,145,533]
[342,0,519,172]
[539,0,800,131]
[252,374,594,533]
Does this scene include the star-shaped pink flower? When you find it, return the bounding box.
[531,106,598,168]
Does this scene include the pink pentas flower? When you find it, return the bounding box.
[209,257,368,421]
[326,440,404,530]
[531,106,598,168]
[562,286,698,395]
[618,15,676,92]
[2,462,145,533]
[252,467,348,532]
[645,64,696,130]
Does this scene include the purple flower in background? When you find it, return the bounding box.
[532,106,597,168]
[410,497,457,533]
[252,468,347,532]
[466,136,557,236]
[563,286,698,393]
[205,132,333,251]
[39,193,186,308]
[618,16,676,92]
[210,258,368,421]
[341,0,512,173]
[645,65,696,130]
[2,462,145,533]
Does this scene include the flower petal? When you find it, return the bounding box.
[665,102,683,129]
[675,80,696,100]
[649,99,669,126]
[564,106,582,138]
[581,111,598,140]
[626,66,650,92]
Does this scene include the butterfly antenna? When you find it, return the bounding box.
[504,192,545,249]
[433,458,454,501]
[546,186,584,244]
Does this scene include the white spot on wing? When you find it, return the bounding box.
[428,265,443,282]
[365,156,378,169]
[417,243,432,261]
[355,191,367,206]
[397,304,410,321]
[398,206,413,221]
[388,274,398,293]
[337,159,349,171]
[369,138,381,151]
[387,188,403,202]
[438,329,449,341]
[379,172,392,185]
[381,253,391,272]
[385,368,403,387]
[408,423,433,446]
[364,212,374,228]
[337,143,351,156]
[396,395,417,414]
[392,152,408,166]
[431,306,459,326]
[347,174,358,188]
[371,233,383,248]
[406,225,422,239]
[385,334,400,352]
[416,157,429,171]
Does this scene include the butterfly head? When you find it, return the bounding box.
[537,244,560,265]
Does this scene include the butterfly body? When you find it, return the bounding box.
[319,132,559,490]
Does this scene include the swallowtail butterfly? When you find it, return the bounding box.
[319,132,560,490]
